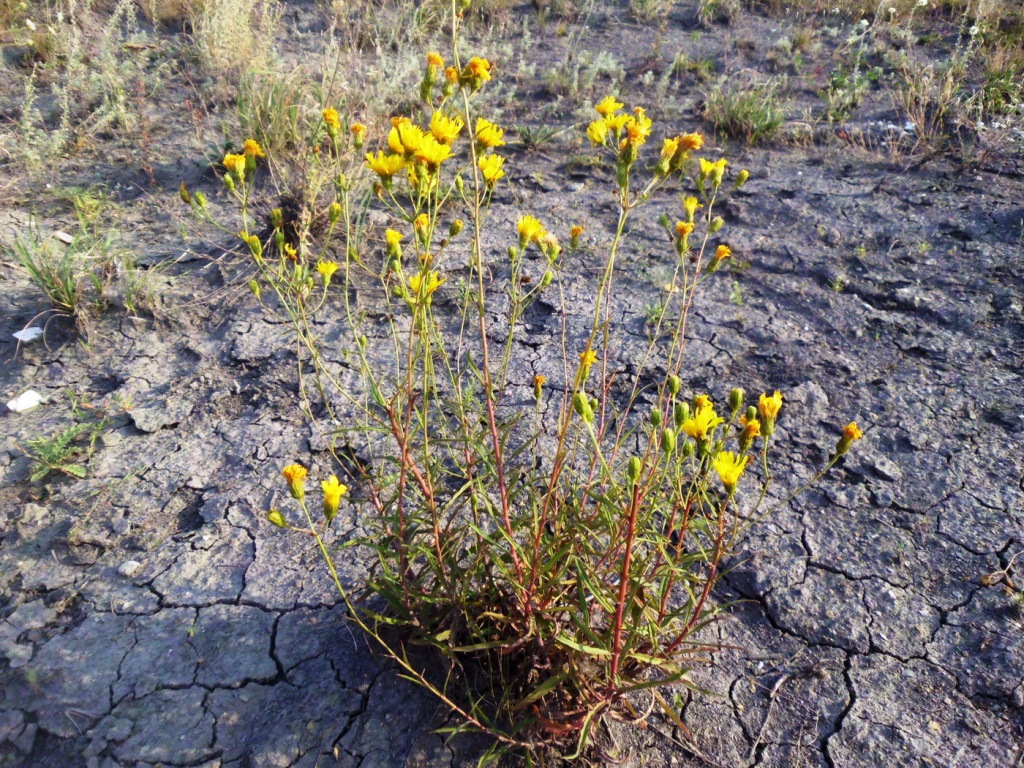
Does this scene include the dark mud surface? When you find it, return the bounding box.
[2,2,1024,766]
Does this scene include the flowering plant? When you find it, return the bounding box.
[183,1,861,758]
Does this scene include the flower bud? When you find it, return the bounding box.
[248,279,261,300]
[680,441,695,459]
[274,230,285,251]
[270,208,283,229]
[667,375,681,396]
[179,183,191,205]
[223,173,235,192]
[454,175,464,194]
[729,387,744,412]
[835,421,864,456]
[735,169,749,187]
[247,235,262,258]
[573,392,594,423]
[282,464,307,500]
[194,191,207,208]
[674,402,689,428]
[357,335,367,350]
[627,456,642,485]
[449,219,464,238]
[328,202,342,224]
[709,216,724,233]
[267,509,287,528]
[570,225,583,250]
[540,270,554,288]
[508,245,518,263]
[661,428,676,454]
[649,408,662,428]
[745,405,758,423]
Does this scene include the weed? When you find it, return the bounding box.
[697,0,740,26]
[188,0,282,78]
[20,393,117,482]
[704,75,787,144]
[630,0,674,23]
[730,279,746,304]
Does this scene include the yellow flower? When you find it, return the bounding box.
[426,51,444,68]
[570,225,584,249]
[675,221,694,239]
[414,135,453,171]
[533,374,547,388]
[714,244,732,261]
[282,463,307,500]
[223,153,246,180]
[283,243,298,261]
[409,270,445,297]
[321,475,348,522]
[475,118,505,148]
[414,213,430,237]
[579,349,598,367]
[586,119,609,146]
[713,451,748,493]
[243,139,265,159]
[323,108,341,133]
[679,133,704,152]
[843,422,863,441]
[683,196,700,222]
[429,111,464,144]
[694,394,713,410]
[661,137,680,162]
[604,115,633,138]
[444,66,459,83]
[388,117,425,157]
[317,260,339,282]
[595,95,624,117]
[478,154,505,186]
[365,151,405,179]
[463,56,492,83]
[758,391,783,422]
[350,122,366,148]
[631,107,652,139]
[517,215,546,245]
[700,157,728,185]
[385,228,404,252]
[681,403,724,440]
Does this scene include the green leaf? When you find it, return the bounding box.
[555,634,611,656]
[512,669,570,710]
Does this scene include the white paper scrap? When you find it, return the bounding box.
[13,327,43,343]
[7,391,44,413]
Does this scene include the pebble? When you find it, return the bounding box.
[117,561,144,578]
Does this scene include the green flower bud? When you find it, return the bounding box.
[627,456,642,484]
[729,387,744,412]
[274,230,285,250]
[247,235,262,258]
[540,270,554,287]
[271,208,284,228]
[449,219,464,237]
[667,375,681,396]
[680,441,694,459]
[357,335,367,350]
[223,173,235,192]
[649,408,662,428]
[746,405,758,423]
[736,169,749,187]
[508,245,518,263]
[454,175,464,194]
[267,509,287,528]
[661,428,676,454]
[573,392,594,423]
[179,183,191,205]
[674,402,688,428]
[328,202,342,224]
[709,216,724,233]
[248,279,261,300]
[194,191,207,208]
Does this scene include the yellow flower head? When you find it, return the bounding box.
[350,122,366,145]
[675,221,694,239]
[321,475,348,522]
[843,422,863,441]
[694,394,713,410]
[414,135,453,171]
[317,260,339,282]
[681,403,724,440]
[385,228,404,251]
[533,374,547,388]
[579,349,598,367]
[587,119,609,146]
[661,137,680,162]
[714,244,732,261]
[758,391,783,422]
[323,108,341,133]
[570,225,584,249]
[388,117,425,157]
[409,270,445,297]
[444,66,459,83]
[595,95,624,117]
[223,153,246,180]
[429,111,464,144]
[679,133,704,152]
[713,451,748,492]
[475,118,505,149]
[463,56,493,84]
[426,51,444,68]
[365,151,405,179]
[517,215,546,245]
[243,139,265,159]
[282,463,307,499]
[478,154,505,187]
[604,113,632,134]
[683,196,700,222]
[631,107,652,139]
[414,213,430,235]
[699,157,728,185]
[740,416,762,438]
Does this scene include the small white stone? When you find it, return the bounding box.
[54,231,74,245]
[12,327,43,343]
[117,561,144,578]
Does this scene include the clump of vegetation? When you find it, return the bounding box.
[186,1,862,761]
[20,392,123,482]
[703,75,787,144]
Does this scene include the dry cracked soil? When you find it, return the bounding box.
[1,1,1024,766]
